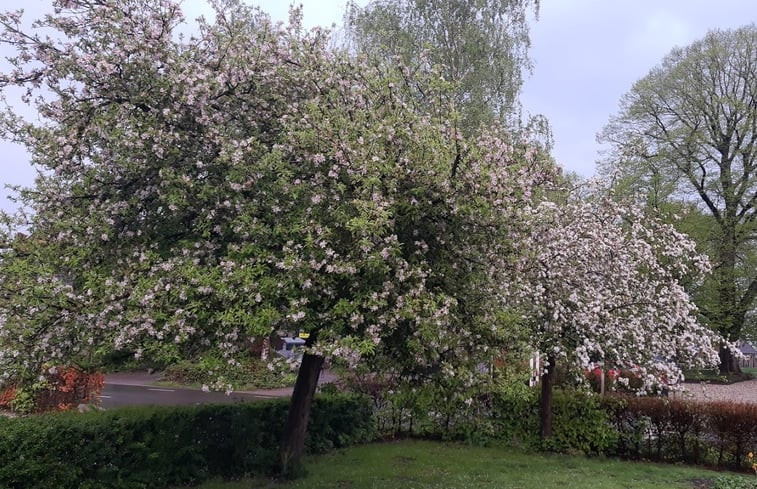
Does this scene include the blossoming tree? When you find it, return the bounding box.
[507,192,721,438]
[0,0,552,469]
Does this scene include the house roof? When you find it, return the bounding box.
[739,341,757,355]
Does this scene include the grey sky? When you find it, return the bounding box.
[0,0,755,214]
[521,1,756,178]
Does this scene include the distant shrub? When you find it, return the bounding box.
[547,390,616,454]
[0,366,104,414]
[162,356,295,389]
[491,388,615,454]
[360,378,615,455]
[585,366,646,394]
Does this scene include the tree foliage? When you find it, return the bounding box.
[599,25,757,371]
[0,0,552,468]
[0,0,553,376]
[0,0,723,461]
[507,190,720,437]
[343,0,539,134]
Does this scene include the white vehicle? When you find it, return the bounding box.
[277,337,305,358]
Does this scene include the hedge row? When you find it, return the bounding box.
[603,396,757,469]
[372,386,617,454]
[491,392,757,470]
[0,394,375,489]
[372,385,757,471]
[492,389,616,454]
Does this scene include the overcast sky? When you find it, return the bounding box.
[0,0,755,214]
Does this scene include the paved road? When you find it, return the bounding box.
[676,378,757,404]
[99,383,285,408]
[98,371,296,408]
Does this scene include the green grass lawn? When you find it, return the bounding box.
[188,440,756,489]
[683,367,755,384]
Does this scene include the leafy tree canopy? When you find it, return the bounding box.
[343,0,540,135]
[0,0,553,395]
[599,25,757,371]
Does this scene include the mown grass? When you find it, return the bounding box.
[158,358,296,390]
[187,440,756,489]
[683,368,755,384]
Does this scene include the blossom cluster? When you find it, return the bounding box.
[0,2,719,393]
[505,192,720,391]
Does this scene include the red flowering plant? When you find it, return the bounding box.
[585,364,620,393]
[0,366,104,414]
[584,363,673,395]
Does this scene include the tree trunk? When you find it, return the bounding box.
[719,345,741,375]
[279,352,324,476]
[715,220,742,374]
[539,354,556,440]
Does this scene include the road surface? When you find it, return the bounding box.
[97,371,295,408]
[99,383,288,408]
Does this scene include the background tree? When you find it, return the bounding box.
[0,0,552,472]
[343,0,539,135]
[599,25,757,373]
[507,193,719,439]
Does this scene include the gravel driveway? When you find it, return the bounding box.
[676,379,757,403]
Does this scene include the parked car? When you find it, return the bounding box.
[277,337,305,359]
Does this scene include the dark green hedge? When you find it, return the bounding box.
[373,386,616,455]
[491,389,616,453]
[0,394,375,489]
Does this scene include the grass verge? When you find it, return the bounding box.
[160,358,296,390]
[683,368,755,384]
[186,440,755,489]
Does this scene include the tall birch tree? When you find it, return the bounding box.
[344,0,539,134]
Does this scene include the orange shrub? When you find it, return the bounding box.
[0,386,17,409]
[35,367,105,412]
[0,367,105,413]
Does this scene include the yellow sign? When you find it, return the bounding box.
[298,332,310,339]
